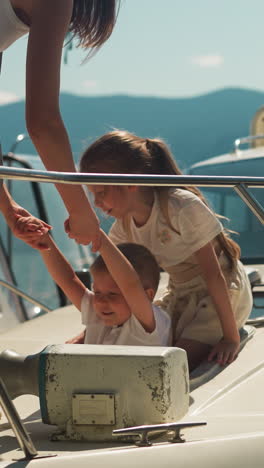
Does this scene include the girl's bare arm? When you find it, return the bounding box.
[195,242,240,364]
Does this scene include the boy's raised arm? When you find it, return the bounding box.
[98,230,155,333]
[39,234,86,311]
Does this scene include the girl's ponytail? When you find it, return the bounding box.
[145,138,182,176]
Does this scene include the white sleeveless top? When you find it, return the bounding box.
[0,0,29,52]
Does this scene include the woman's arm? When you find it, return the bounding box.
[195,242,240,365]
[99,230,155,332]
[25,0,100,248]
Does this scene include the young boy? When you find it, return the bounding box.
[37,229,171,346]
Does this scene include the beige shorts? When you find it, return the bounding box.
[155,260,253,346]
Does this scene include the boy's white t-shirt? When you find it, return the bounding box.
[81,289,171,346]
[109,189,223,271]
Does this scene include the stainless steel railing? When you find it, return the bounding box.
[0,166,264,224]
[0,378,38,460]
[0,165,264,187]
[234,134,264,153]
[0,279,51,313]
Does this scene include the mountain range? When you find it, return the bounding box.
[1,87,264,170]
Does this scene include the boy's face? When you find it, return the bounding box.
[92,269,131,327]
[88,185,133,219]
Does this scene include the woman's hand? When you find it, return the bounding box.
[64,210,101,251]
[208,337,240,366]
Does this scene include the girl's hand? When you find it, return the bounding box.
[208,337,240,366]
[64,210,101,251]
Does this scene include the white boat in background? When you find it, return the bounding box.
[1,116,264,467]
[189,106,264,265]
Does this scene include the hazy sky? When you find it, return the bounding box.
[1,0,264,104]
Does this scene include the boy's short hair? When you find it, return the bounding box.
[91,242,160,292]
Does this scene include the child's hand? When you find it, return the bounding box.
[8,206,52,250]
[208,337,240,366]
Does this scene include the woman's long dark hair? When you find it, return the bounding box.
[70,0,120,50]
[80,130,241,270]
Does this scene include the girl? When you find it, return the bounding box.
[0,0,120,248]
[78,129,253,370]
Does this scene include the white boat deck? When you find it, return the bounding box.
[0,300,263,466]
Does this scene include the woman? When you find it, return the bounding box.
[0,0,120,248]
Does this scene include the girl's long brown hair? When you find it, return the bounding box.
[80,130,241,270]
[70,1,120,51]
